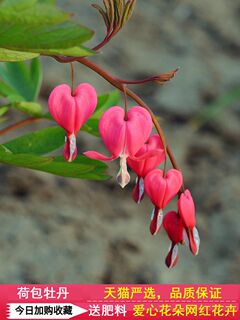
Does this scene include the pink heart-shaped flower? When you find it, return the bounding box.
[178,189,196,229]
[163,211,184,244]
[85,106,152,161]
[144,169,183,209]
[48,83,97,134]
[84,106,153,188]
[48,83,97,161]
[163,211,184,268]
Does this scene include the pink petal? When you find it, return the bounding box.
[99,106,126,158]
[127,134,165,177]
[74,83,98,131]
[144,169,166,208]
[163,211,184,244]
[178,189,196,228]
[149,207,163,235]
[124,106,152,157]
[48,84,76,134]
[163,169,183,207]
[130,149,164,161]
[144,169,183,209]
[84,151,116,161]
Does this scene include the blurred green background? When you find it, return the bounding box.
[0,0,239,283]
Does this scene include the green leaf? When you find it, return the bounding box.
[3,126,65,155]
[13,101,43,117]
[92,90,120,119]
[0,80,19,97]
[0,58,42,101]
[39,45,95,57]
[0,146,110,180]
[0,48,39,62]
[0,104,9,116]
[81,119,99,137]
[0,1,94,58]
[81,90,120,136]
[0,0,37,10]
[30,58,42,100]
[0,3,70,25]
[0,21,94,50]
[39,0,56,4]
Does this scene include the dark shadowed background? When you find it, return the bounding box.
[0,0,240,283]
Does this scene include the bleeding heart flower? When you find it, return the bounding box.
[178,189,200,255]
[127,134,165,203]
[163,211,184,268]
[144,169,183,235]
[48,83,97,162]
[84,106,153,188]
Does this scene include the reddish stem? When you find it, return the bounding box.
[0,117,42,136]
[118,76,161,85]
[70,62,75,96]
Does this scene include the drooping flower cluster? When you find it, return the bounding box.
[48,83,199,268]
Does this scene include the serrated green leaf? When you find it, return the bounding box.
[3,126,65,155]
[0,48,39,62]
[0,146,110,180]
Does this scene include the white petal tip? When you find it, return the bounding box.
[183,228,189,248]
[193,227,200,255]
[169,245,179,268]
[117,156,131,188]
